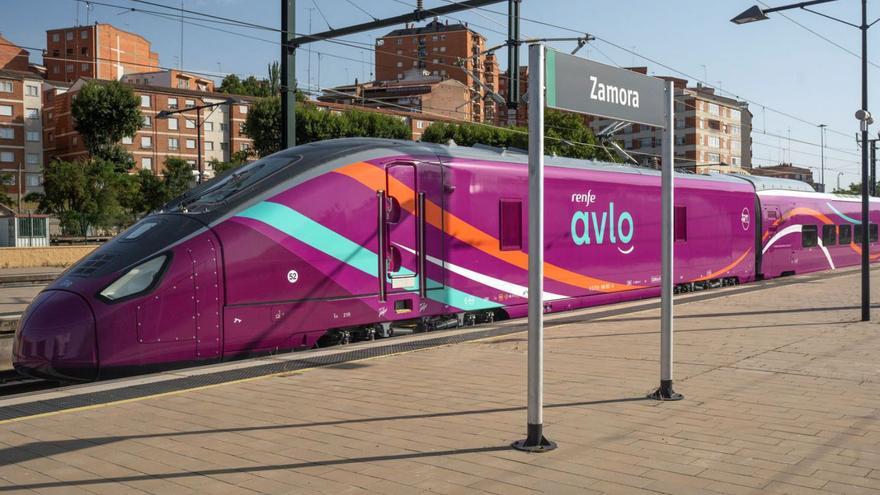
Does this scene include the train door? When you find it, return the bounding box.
[190,235,222,360]
[762,204,794,276]
[380,161,444,299]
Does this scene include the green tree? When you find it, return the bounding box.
[136,169,167,213]
[267,61,280,96]
[218,74,245,95]
[39,159,128,235]
[71,81,143,164]
[421,110,617,162]
[162,157,194,200]
[243,96,282,157]
[0,173,13,207]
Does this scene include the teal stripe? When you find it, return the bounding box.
[545,48,557,108]
[237,201,500,310]
[826,202,861,224]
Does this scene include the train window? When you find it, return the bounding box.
[872,224,879,243]
[499,199,522,251]
[821,224,836,246]
[801,225,818,248]
[855,224,864,244]
[839,224,852,244]
[674,206,687,242]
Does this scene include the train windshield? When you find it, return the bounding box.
[168,154,301,213]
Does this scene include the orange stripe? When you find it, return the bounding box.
[761,207,880,258]
[336,162,638,293]
[695,247,752,281]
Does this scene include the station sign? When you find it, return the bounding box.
[545,48,666,128]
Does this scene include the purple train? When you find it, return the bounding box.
[13,138,880,380]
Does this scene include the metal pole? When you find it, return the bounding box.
[871,140,876,197]
[196,106,203,184]
[512,43,555,453]
[820,124,826,191]
[650,80,683,401]
[861,0,870,322]
[281,0,296,149]
[506,0,520,127]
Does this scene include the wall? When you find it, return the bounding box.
[0,245,97,268]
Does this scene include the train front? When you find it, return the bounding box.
[12,212,215,381]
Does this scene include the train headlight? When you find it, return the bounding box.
[99,255,169,302]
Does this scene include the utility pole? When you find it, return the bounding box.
[819,124,826,192]
[506,0,521,127]
[281,0,296,150]
[860,0,869,322]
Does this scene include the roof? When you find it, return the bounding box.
[384,19,481,38]
[728,173,815,192]
[69,77,256,102]
[46,23,153,45]
[0,68,43,81]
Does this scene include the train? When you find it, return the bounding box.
[13,138,880,381]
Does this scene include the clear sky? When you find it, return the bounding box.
[1,0,877,187]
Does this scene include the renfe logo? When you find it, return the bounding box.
[590,75,640,109]
[570,196,635,255]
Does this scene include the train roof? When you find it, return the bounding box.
[726,174,816,192]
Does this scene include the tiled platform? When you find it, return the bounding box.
[0,267,878,494]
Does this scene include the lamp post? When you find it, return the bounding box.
[156,98,241,184]
[838,171,845,192]
[819,123,827,192]
[732,0,876,322]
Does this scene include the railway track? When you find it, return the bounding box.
[0,370,54,397]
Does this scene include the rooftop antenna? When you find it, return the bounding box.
[179,0,184,70]
[84,2,93,25]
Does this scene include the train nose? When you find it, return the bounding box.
[13,290,97,381]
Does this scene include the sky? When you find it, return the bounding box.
[1,0,878,187]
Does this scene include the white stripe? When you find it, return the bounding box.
[394,243,569,301]
[762,223,835,270]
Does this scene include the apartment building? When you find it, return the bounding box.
[122,69,215,92]
[44,79,253,178]
[0,34,30,72]
[496,65,528,126]
[375,19,499,123]
[587,71,752,171]
[0,65,46,201]
[45,24,159,82]
[319,69,473,122]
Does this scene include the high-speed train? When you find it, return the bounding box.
[13,138,880,381]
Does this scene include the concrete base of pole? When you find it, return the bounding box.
[511,423,557,453]
[648,379,684,401]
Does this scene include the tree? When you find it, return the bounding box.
[0,173,13,207]
[267,61,280,97]
[71,81,142,165]
[39,159,128,236]
[243,96,282,157]
[136,169,167,213]
[162,157,194,200]
[421,110,618,162]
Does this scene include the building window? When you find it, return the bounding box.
[25,108,39,119]
[238,123,245,133]
[80,47,88,55]
[440,46,446,52]
[0,105,11,117]
[731,108,741,120]
[52,66,60,74]
[141,157,152,170]
[66,64,74,73]
[413,60,419,67]
[52,33,60,42]
[640,137,652,148]
[396,49,403,55]
[0,128,12,139]
[25,85,38,97]
[707,103,720,116]
[140,95,151,107]
[80,30,88,39]
[81,63,88,71]
[167,97,178,109]
[178,79,188,89]
[204,122,213,131]
[219,123,227,132]
[731,156,741,167]
[397,73,403,79]
[66,48,73,56]
[707,152,720,163]
[185,119,195,129]
[26,174,41,187]
[675,135,685,146]
[499,199,522,251]
[26,131,39,142]
[143,116,152,127]
[396,61,403,68]
[185,99,195,108]
[240,143,250,151]
[220,142,228,151]
[440,34,446,40]
[186,139,195,149]
[0,81,12,92]
[141,136,152,148]
[66,31,73,41]
[239,105,248,114]
[416,120,424,129]
[26,153,38,165]
[121,136,133,144]
[707,136,720,148]
[72,136,77,145]
[205,141,214,151]
[167,118,178,130]
[168,137,179,150]
[396,38,403,45]
[0,151,14,162]
[675,117,685,129]
[432,35,438,41]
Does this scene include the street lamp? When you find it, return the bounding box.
[732,0,877,322]
[837,171,845,192]
[156,97,244,184]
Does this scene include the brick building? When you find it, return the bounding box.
[750,163,816,189]
[122,69,215,92]
[44,79,253,178]
[0,35,47,202]
[587,70,752,170]
[45,24,159,82]
[319,69,472,122]
[374,19,498,123]
[496,65,528,126]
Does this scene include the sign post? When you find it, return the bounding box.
[512,48,680,453]
[512,43,556,453]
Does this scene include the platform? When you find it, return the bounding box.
[0,267,878,494]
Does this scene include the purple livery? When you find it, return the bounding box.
[13,139,880,380]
